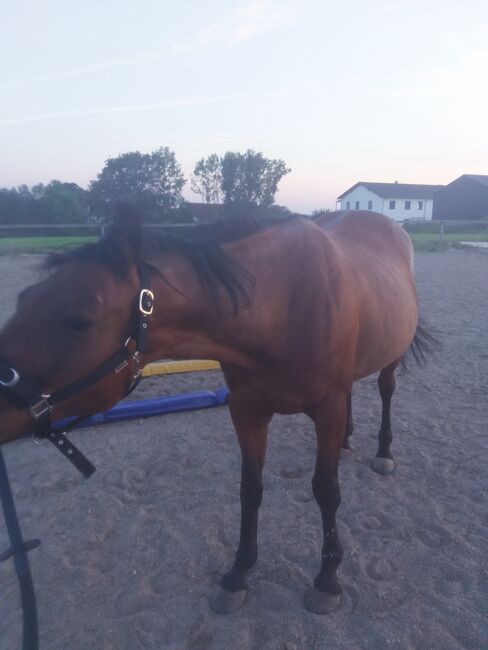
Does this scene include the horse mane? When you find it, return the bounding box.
[45,207,298,315]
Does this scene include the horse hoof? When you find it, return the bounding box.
[371,457,395,474]
[304,587,341,615]
[340,447,352,460]
[210,586,247,614]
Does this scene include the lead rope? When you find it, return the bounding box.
[0,446,40,650]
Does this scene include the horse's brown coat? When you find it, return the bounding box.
[0,210,419,613]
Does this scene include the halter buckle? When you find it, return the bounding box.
[28,396,52,421]
[139,289,154,316]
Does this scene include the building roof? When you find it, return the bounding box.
[337,181,442,200]
[461,174,488,187]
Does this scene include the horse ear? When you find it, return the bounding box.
[108,200,142,262]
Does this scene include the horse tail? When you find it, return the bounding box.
[403,319,440,368]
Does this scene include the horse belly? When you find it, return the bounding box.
[353,281,418,379]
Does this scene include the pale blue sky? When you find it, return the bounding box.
[1,0,487,212]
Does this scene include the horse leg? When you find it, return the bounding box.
[340,392,353,459]
[210,399,270,614]
[304,392,347,614]
[371,359,401,475]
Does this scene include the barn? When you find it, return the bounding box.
[433,174,488,220]
[337,181,441,222]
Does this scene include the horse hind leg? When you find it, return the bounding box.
[371,358,401,475]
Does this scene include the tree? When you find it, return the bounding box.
[41,181,88,223]
[89,147,186,220]
[191,154,222,204]
[0,187,37,224]
[221,150,290,207]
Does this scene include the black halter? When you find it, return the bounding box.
[0,262,154,478]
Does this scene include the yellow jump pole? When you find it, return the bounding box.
[142,360,220,377]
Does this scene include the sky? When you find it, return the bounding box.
[1,0,487,213]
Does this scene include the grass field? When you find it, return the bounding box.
[0,236,97,252]
[409,232,488,251]
[409,232,488,243]
[1,232,488,254]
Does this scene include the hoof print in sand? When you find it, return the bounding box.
[280,465,308,479]
[364,556,396,581]
[415,524,451,548]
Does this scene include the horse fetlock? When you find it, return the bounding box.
[235,546,258,570]
[219,567,249,593]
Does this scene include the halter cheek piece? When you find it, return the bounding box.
[0,263,154,478]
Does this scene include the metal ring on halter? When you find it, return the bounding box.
[0,367,20,388]
[32,430,45,446]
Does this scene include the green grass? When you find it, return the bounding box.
[0,236,97,252]
[410,233,488,243]
[409,232,488,252]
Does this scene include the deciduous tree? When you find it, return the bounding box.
[191,154,222,204]
[221,150,290,207]
[89,147,185,220]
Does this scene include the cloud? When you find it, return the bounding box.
[0,88,290,126]
[171,0,296,53]
[231,1,297,43]
[0,49,170,91]
[371,0,415,15]
[2,2,296,89]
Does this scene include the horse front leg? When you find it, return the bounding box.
[305,391,347,615]
[210,396,271,614]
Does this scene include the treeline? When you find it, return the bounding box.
[1,147,291,224]
[0,181,89,224]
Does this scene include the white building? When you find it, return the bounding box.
[337,181,442,221]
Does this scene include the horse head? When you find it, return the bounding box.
[0,207,145,444]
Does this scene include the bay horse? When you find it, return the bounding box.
[0,207,424,615]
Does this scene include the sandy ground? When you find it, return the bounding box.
[0,249,487,650]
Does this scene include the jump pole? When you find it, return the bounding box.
[142,360,220,377]
[53,388,229,433]
[47,359,225,433]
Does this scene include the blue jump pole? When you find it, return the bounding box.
[53,388,229,433]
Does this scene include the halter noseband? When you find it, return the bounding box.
[0,263,154,478]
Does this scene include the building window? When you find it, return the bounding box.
[346,201,350,209]
[417,201,423,210]
[355,201,360,210]
[389,200,396,209]
[368,200,373,210]
[405,200,411,210]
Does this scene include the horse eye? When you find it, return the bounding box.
[65,316,93,332]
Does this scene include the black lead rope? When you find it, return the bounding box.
[0,446,40,650]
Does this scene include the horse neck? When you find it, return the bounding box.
[144,252,256,369]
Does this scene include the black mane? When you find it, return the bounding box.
[45,212,298,315]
